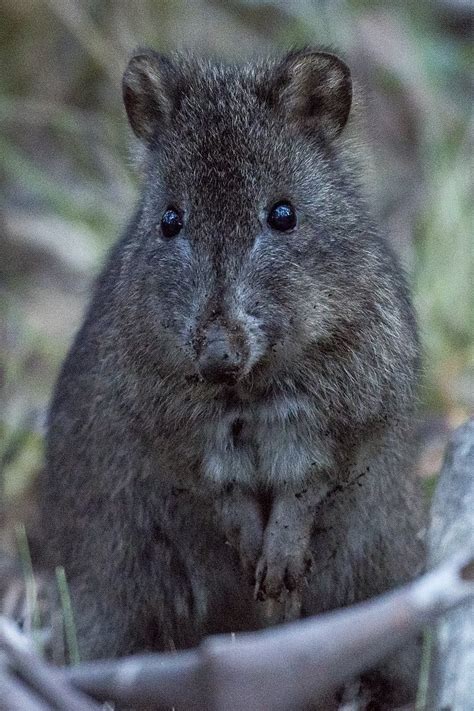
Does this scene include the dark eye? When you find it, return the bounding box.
[161,207,183,238]
[267,202,297,232]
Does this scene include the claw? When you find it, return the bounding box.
[284,590,302,621]
[254,559,268,600]
[284,570,297,592]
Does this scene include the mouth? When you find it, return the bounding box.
[197,364,242,387]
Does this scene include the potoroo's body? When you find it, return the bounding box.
[39,49,425,706]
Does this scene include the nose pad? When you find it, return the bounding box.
[195,321,244,385]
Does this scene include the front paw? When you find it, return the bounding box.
[254,535,312,612]
[223,502,264,584]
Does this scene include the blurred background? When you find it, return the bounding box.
[0,0,473,543]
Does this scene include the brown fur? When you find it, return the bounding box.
[38,49,425,705]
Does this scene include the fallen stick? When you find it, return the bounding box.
[3,421,473,710]
[64,549,474,711]
[0,618,100,711]
[0,666,51,711]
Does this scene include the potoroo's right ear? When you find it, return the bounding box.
[122,50,177,144]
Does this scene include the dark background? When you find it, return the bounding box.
[0,0,472,541]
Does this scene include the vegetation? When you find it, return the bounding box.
[0,0,472,518]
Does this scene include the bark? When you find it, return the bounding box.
[428,417,474,711]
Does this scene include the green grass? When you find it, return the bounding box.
[15,523,42,639]
[415,628,433,711]
[56,565,81,665]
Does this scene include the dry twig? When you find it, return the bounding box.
[0,618,100,711]
[63,551,474,711]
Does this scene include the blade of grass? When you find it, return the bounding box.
[15,524,41,638]
[415,627,433,711]
[55,565,80,666]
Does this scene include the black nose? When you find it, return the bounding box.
[196,322,243,385]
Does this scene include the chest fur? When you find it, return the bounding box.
[200,395,335,488]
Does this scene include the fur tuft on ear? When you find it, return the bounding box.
[122,50,175,143]
[271,49,352,140]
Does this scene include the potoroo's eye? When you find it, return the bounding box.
[161,207,183,238]
[267,202,297,232]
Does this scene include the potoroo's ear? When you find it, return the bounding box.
[267,49,352,141]
[122,50,177,143]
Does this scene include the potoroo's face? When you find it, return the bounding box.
[119,50,386,394]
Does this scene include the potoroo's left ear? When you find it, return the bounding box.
[266,48,352,141]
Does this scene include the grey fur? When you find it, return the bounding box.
[39,49,425,705]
